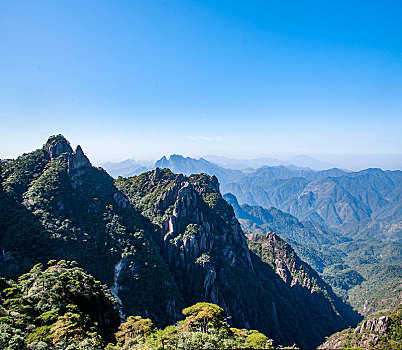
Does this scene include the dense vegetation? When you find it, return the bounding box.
[110,302,281,350]
[1,260,288,350]
[0,136,183,325]
[323,240,402,317]
[0,260,120,349]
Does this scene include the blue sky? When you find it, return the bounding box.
[1,0,401,169]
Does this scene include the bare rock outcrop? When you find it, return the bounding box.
[44,134,73,159]
[319,312,396,349]
[116,168,362,348]
[69,145,91,170]
[113,192,131,209]
[44,135,92,172]
[354,316,391,335]
[123,169,255,328]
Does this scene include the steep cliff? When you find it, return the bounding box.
[116,168,360,348]
[246,232,359,336]
[226,192,402,318]
[116,170,255,326]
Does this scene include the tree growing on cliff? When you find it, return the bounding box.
[181,302,225,334]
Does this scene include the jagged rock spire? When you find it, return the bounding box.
[69,145,91,170]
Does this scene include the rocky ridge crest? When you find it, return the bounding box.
[116,168,360,348]
[319,306,401,349]
[0,136,362,349]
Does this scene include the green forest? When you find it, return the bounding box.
[1,135,401,349]
[0,261,285,350]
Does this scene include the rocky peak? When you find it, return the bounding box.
[117,170,255,304]
[43,135,91,171]
[155,156,169,168]
[44,134,73,159]
[247,232,328,290]
[160,179,253,305]
[151,167,163,182]
[189,174,220,193]
[169,154,185,161]
[246,232,276,243]
[69,145,91,171]
[43,136,93,190]
[224,192,239,206]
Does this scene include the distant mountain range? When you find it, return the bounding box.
[204,154,335,170]
[110,154,401,242]
[223,166,401,242]
[223,192,348,271]
[204,155,294,169]
[224,193,402,319]
[101,153,337,175]
[101,159,154,178]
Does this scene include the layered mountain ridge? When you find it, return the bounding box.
[225,192,402,319]
[134,154,402,242]
[0,135,360,348]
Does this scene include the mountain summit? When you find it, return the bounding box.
[0,136,360,348]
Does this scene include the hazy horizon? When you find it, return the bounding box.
[1,1,401,170]
[1,133,401,172]
[97,151,402,172]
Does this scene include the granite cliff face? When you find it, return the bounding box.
[116,170,257,329]
[149,155,402,242]
[116,168,360,348]
[44,135,91,168]
[319,306,401,349]
[43,135,93,189]
[247,232,321,286]
[246,232,358,331]
[43,134,74,159]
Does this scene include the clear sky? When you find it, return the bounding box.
[1,0,401,169]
